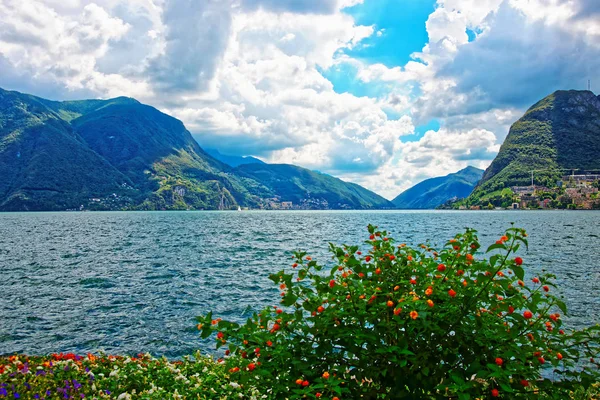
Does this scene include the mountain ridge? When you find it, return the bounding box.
[0,87,391,211]
[392,166,484,209]
[467,90,600,204]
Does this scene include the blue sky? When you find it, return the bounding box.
[0,0,599,198]
[343,0,435,67]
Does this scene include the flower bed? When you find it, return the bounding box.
[2,225,600,399]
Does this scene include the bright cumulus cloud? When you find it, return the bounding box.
[1,0,599,198]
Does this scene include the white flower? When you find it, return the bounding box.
[116,393,131,400]
[230,382,241,389]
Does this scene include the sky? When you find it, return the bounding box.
[1,0,599,199]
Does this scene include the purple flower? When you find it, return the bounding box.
[13,393,19,399]
[36,371,46,377]
[73,380,81,390]
[105,391,111,395]
[0,387,7,396]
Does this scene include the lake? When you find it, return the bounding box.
[1,210,599,358]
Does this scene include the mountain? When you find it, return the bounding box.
[0,87,390,211]
[205,148,265,167]
[391,166,484,209]
[234,163,394,209]
[468,90,600,203]
[0,88,130,210]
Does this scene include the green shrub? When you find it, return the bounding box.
[198,225,600,399]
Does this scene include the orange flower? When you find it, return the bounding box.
[322,371,330,379]
[394,307,402,316]
[295,379,303,385]
[425,286,433,296]
[557,352,563,360]
[317,306,325,313]
[427,300,434,308]
[448,289,457,298]
[375,268,382,275]
[466,253,474,262]
[514,257,523,265]
[410,310,418,319]
[387,300,394,307]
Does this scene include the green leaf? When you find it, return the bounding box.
[513,265,525,281]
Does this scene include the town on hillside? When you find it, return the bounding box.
[457,172,600,210]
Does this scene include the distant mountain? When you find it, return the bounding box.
[392,166,484,209]
[0,87,390,211]
[205,148,265,167]
[235,163,394,209]
[468,90,600,203]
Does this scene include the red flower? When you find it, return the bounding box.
[316,393,322,398]
[375,268,382,275]
[491,388,499,397]
[247,363,256,371]
[437,264,446,272]
[302,380,309,387]
[495,357,503,366]
[508,306,514,314]
[543,285,549,292]
[448,289,457,298]
[520,379,529,387]
[394,307,402,316]
[532,277,540,284]
[515,257,523,265]
[557,352,563,360]
[292,263,298,268]
[266,340,272,347]
[538,357,545,364]
[329,280,336,288]
[523,310,533,319]
[410,278,417,284]
[216,332,224,339]
[369,234,375,240]
[317,306,325,313]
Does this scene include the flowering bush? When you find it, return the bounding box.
[197,225,600,399]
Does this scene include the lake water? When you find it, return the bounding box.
[1,210,599,358]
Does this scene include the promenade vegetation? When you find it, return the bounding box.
[2,226,599,399]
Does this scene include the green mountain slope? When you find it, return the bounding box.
[0,87,391,211]
[235,163,394,209]
[392,166,483,209]
[0,88,131,211]
[68,100,273,210]
[468,90,600,203]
